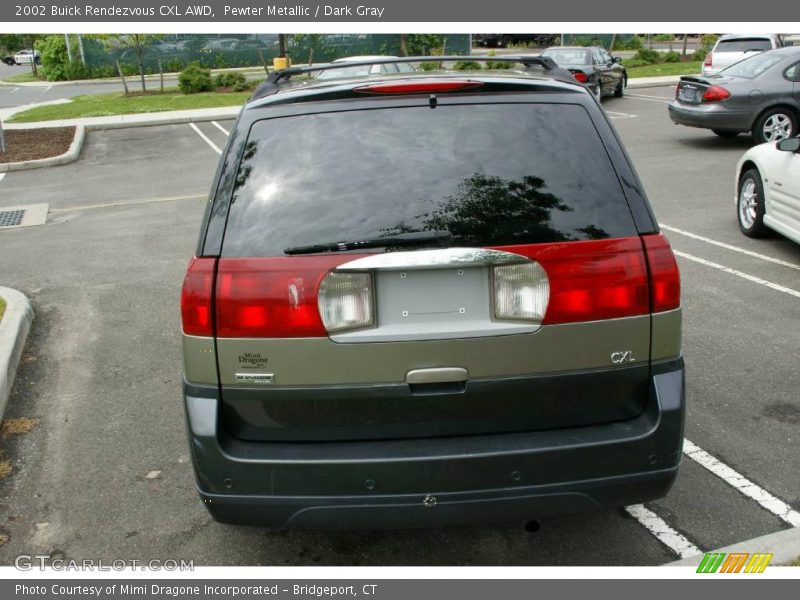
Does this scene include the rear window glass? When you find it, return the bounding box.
[720,52,784,78]
[716,39,773,52]
[221,103,637,257]
[542,49,591,65]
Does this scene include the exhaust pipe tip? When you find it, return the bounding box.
[524,520,541,533]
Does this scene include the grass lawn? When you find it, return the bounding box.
[8,89,252,123]
[626,61,702,78]
[0,297,6,323]
[1,71,46,84]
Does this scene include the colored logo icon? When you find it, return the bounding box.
[696,552,773,573]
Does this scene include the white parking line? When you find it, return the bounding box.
[624,504,701,558]
[683,440,800,527]
[606,111,638,120]
[661,224,800,272]
[189,122,222,155]
[211,121,230,136]
[10,87,19,94]
[674,250,800,299]
[0,173,6,183]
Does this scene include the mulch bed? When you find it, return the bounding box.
[0,126,76,163]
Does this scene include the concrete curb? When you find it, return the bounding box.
[0,287,33,421]
[0,124,85,173]
[665,527,800,567]
[628,78,681,89]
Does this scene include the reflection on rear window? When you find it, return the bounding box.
[720,52,784,78]
[716,39,773,52]
[222,103,637,257]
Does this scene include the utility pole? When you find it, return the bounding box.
[64,33,73,62]
[77,33,86,65]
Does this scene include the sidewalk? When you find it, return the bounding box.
[0,65,267,87]
[2,105,242,130]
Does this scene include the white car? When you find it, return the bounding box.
[315,56,416,80]
[736,136,800,243]
[702,34,782,76]
[13,49,40,65]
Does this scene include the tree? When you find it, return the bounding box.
[95,34,164,92]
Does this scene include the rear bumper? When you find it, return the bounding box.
[184,359,685,529]
[668,101,752,132]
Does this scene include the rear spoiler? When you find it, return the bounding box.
[250,55,575,101]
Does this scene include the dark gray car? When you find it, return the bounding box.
[669,46,800,143]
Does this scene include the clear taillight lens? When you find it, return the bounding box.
[318,271,374,333]
[493,262,549,323]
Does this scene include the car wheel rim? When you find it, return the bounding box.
[594,85,601,100]
[739,178,758,229]
[762,113,793,142]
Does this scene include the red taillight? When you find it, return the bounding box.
[496,237,651,324]
[702,85,730,102]
[642,234,681,313]
[704,52,713,68]
[571,71,588,83]
[215,256,350,338]
[354,80,483,94]
[181,257,216,337]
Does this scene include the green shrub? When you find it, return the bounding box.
[693,33,718,61]
[621,59,650,69]
[634,48,662,64]
[627,36,644,50]
[485,60,514,70]
[36,35,69,81]
[654,34,674,42]
[418,62,439,71]
[178,63,212,93]
[663,51,681,63]
[214,71,246,89]
[453,61,482,71]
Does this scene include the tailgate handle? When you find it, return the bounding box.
[406,368,468,385]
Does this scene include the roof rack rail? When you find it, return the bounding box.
[249,55,574,101]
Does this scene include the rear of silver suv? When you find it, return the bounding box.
[181,57,684,528]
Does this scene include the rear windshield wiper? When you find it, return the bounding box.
[284,231,452,255]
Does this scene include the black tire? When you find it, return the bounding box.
[614,74,626,97]
[752,107,798,144]
[712,129,739,138]
[737,168,769,238]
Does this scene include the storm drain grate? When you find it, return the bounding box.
[0,209,25,227]
[0,203,49,229]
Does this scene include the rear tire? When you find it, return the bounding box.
[712,129,739,138]
[752,108,798,144]
[593,83,602,102]
[737,168,768,238]
[614,75,626,97]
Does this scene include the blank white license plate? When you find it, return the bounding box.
[679,87,698,102]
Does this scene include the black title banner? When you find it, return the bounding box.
[4,0,799,22]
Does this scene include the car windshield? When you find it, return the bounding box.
[715,38,773,52]
[221,103,638,257]
[542,49,590,65]
[719,52,785,78]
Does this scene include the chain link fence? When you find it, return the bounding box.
[79,34,471,76]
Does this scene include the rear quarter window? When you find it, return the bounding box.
[221,102,638,257]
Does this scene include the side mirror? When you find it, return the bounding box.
[612,56,622,63]
[777,137,800,152]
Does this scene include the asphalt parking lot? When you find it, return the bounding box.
[0,87,799,566]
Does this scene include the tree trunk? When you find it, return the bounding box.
[137,49,146,93]
[278,34,287,58]
[682,34,689,57]
[158,60,164,93]
[116,60,130,95]
[609,33,617,52]
[400,34,408,57]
